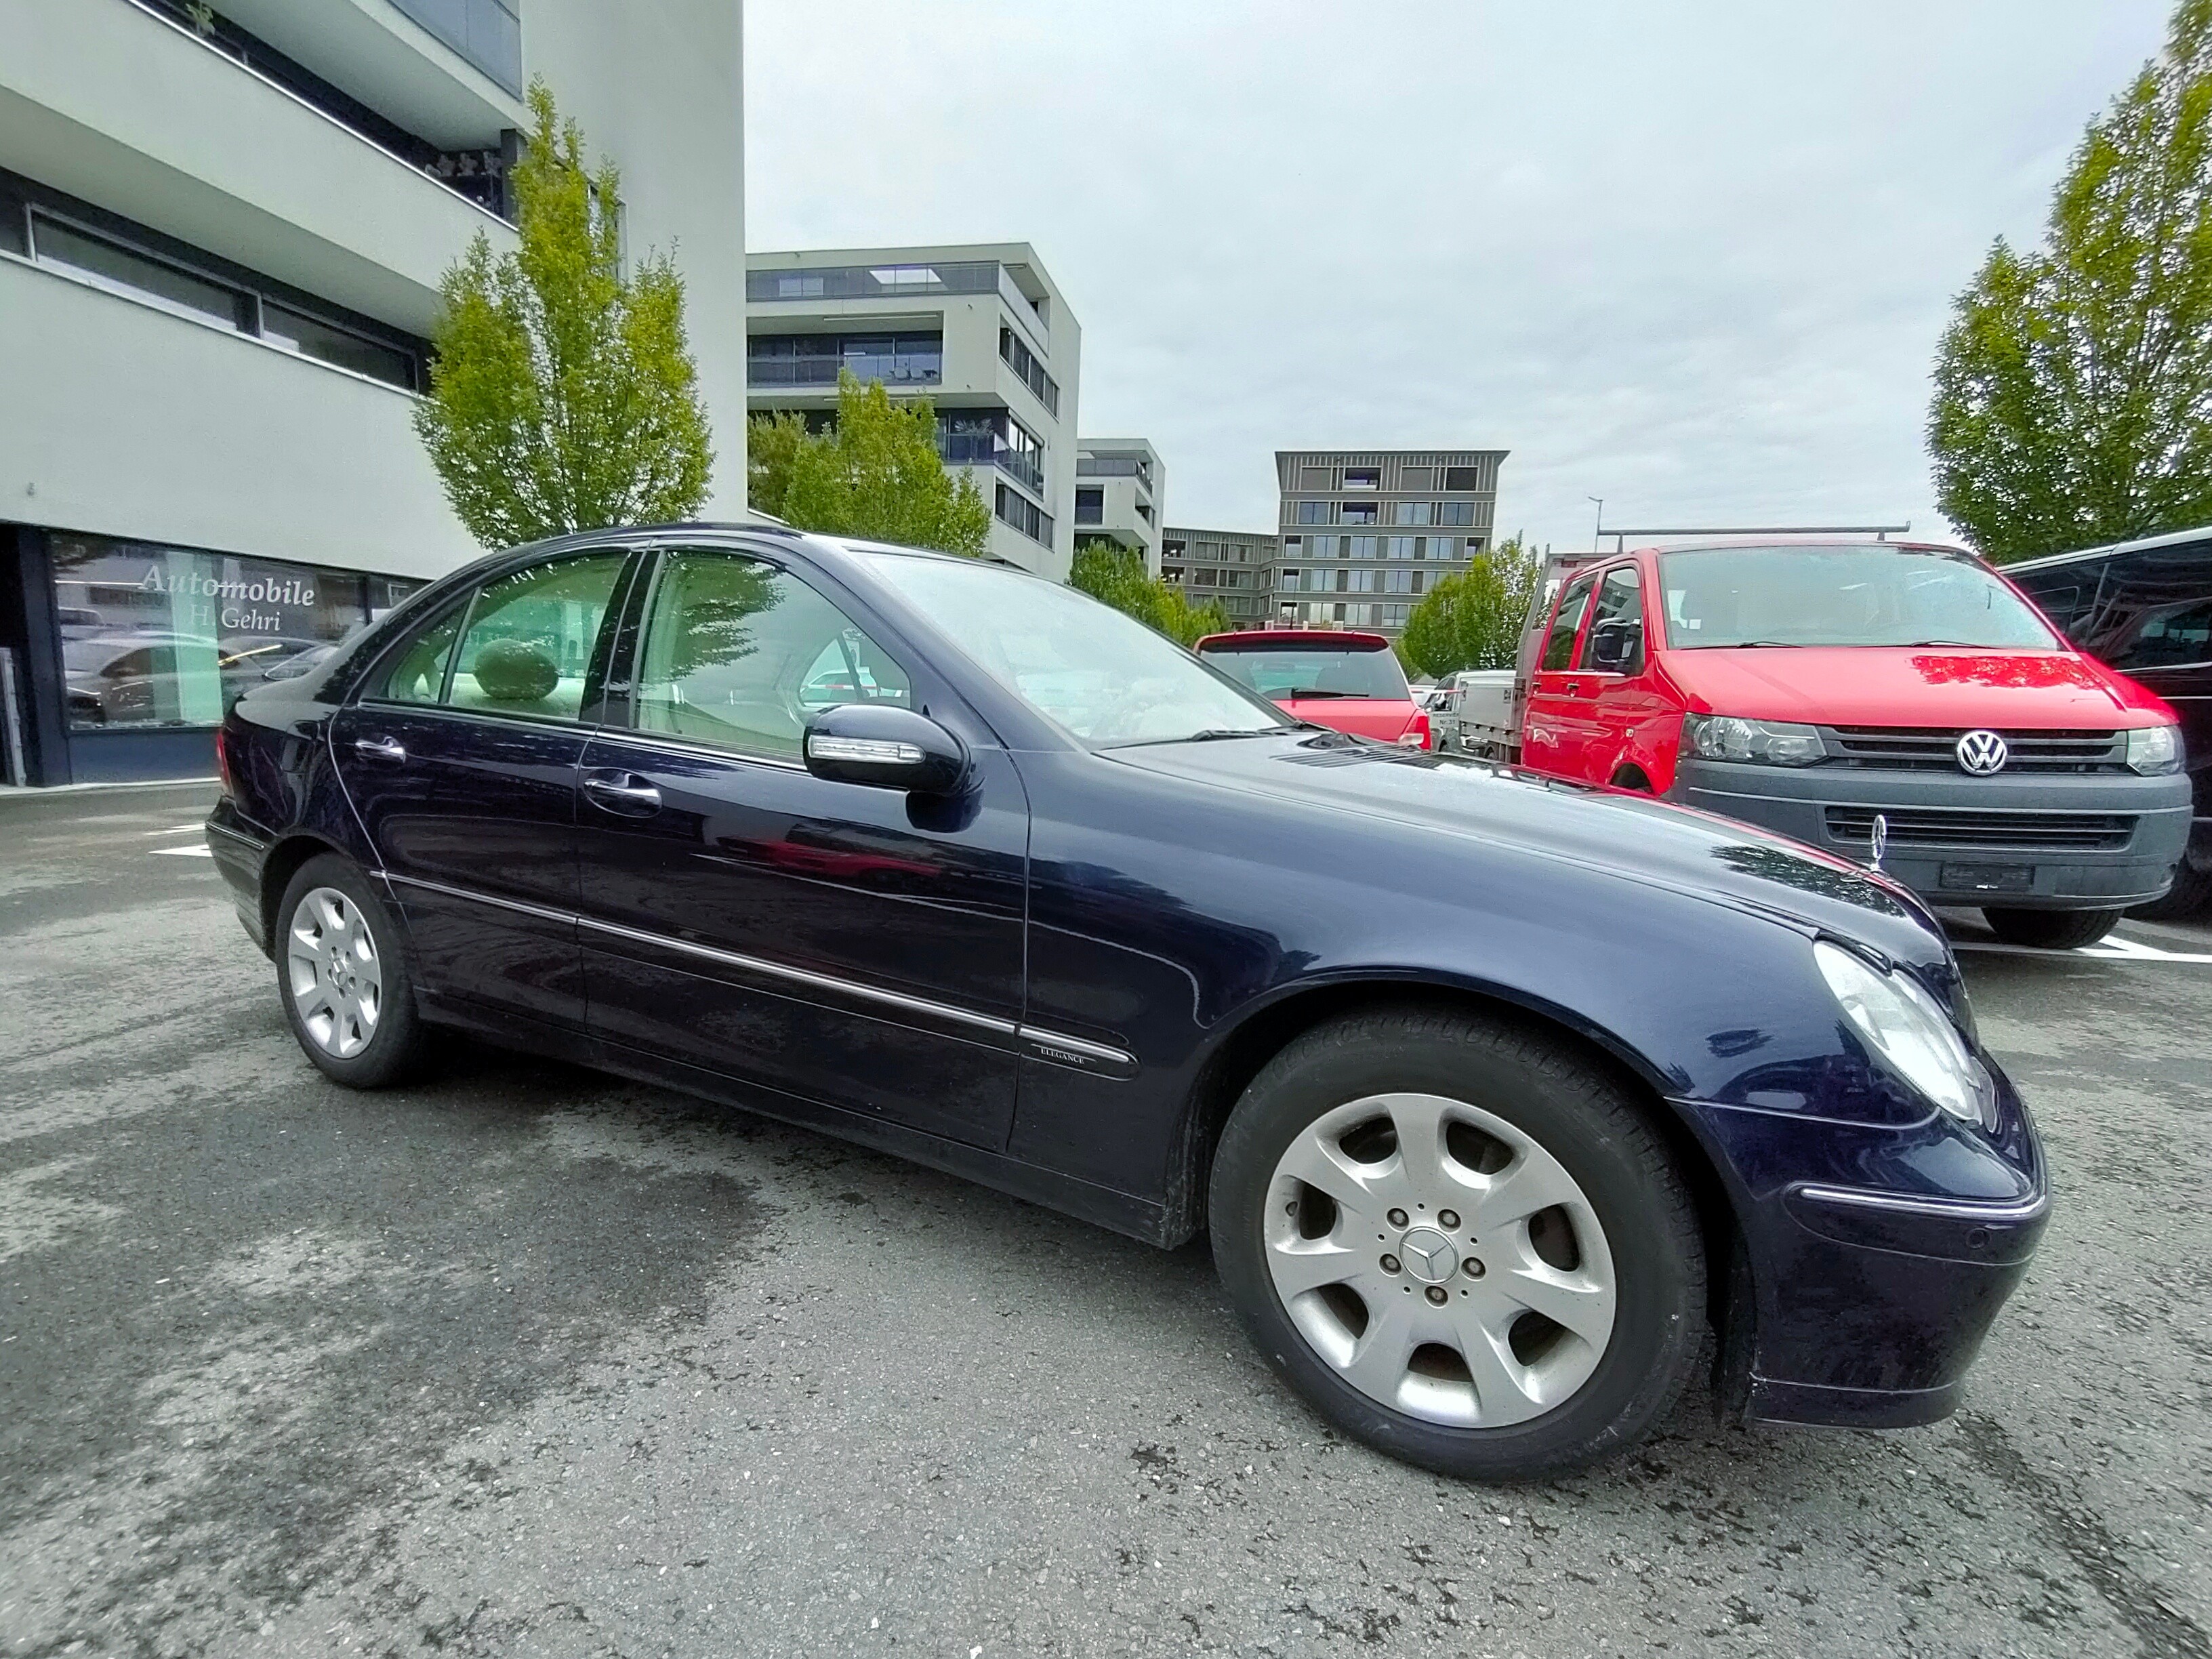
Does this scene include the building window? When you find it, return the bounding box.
[1444,466,1481,491]
[1400,468,1433,490]
[1163,539,1186,559]
[1391,500,1433,526]
[1424,535,1457,558]
[994,484,1053,546]
[1307,534,1337,558]
[1384,536,1416,560]
[1294,501,1329,525]
[1436,501,1476,527]
[750,332,943,388]
[1234,543,1254,562]
[1224,571,1249,589]
[1300,466,1333,489]
[52,534,415,730]
[1411,571,1426,596]
[7,176,424,390]
[998,326,1061,416]
[1074,488,1103,524]
[1349,536,1379,560]
[1383,604,1410,628]
[1340,501,1379,525]
[1193,569,1218,587]
[776,274,825,298]
[1342,467,1380,490]
[1277,569,1300,590]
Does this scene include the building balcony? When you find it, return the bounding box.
[1,0,520,335]
[941,432,1044,495]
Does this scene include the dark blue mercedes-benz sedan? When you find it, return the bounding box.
[206,525,2049,1479]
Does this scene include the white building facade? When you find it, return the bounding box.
[0,0,748,784]
[1073,438,1164,575]
[746,244,1080,579]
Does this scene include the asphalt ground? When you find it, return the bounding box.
[2,780,2207,1659]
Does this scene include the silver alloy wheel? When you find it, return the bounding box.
[286,886,383,1059]
[1263,1092,1616,1428]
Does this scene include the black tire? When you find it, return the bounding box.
[1982,906,2125,949]
[274,852,433,1088]
[1208,1004,1705,1481]
[2129,855,2212,922]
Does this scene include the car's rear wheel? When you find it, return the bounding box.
[1982,906,2124,949]
[276,853,432,1087]
[1208,1005,1705,1481]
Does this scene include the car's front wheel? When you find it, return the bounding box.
[1209,1005,1705,1481]
[276,853,432,1087]
[1982,906,2123,949]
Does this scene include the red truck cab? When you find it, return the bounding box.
[1195,629,1431,748]
[1517,539,2190,947]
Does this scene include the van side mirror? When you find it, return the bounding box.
[1586,619,1643,674]
[803,703,970,794]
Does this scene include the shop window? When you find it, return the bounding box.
[52,536,370,731]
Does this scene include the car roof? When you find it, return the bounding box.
[2005,521,2212,573]
[1193,629,1392,650]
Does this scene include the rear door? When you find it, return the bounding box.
[331,546,634,1028]
[1520,570,1599,777]
[2085,542,2212,835]
[571,544,1028,1150]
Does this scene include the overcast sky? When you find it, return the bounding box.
[745,1,2172,556]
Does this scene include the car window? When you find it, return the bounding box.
[630,551,912,762]
[1574,566,1643,670]
[1540,574,1596,670]
[1202,644,1408,701]
[1657,545,2056,649]
[2111,596,2212,670]
[436,553,627,720]
[375,605,467,705]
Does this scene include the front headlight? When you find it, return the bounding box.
[2125,722,2182,775]
[1813,940,1994,1126]
[1683,712,1827,766]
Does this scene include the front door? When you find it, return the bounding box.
[1580,562,1665,785]
[332,547,634,1028]
[1521,569,1599,779]
[573,545,1027,1149]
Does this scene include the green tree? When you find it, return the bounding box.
[1069,542,1228,647]
[1397,535,1542,677]
[745,372,991,556]
[1929,0,2212,562]
[414,81,713,549]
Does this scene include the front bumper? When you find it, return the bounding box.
[1675,1060,2049,1430]
[1670,758,2192,910]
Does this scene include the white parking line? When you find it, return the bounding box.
[149,845,213,859]
[1954,930,2212,964]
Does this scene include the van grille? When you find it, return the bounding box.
[1824,806,2137,852]
[1822,727,2124,773]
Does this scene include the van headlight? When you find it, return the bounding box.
[1683,713,1827,766]
[1813,941,1994,1127]
[2125,723,2182,775]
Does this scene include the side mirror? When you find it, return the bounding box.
[1586,618,1642,674]
[802,702,970,794]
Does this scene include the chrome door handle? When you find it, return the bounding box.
[582,773,661,814]
[353,735,406,762]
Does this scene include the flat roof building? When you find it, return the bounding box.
[1159,527,1273,629]
[1,0,749,784]
[747,243,1080,579]
[1073,439,1165,575]
[1270,449,1507,637]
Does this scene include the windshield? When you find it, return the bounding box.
[863,554,1290,746]
[1658,546,2060,650]
[1200,642,1410,700]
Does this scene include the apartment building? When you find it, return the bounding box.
[1073,438,1164,575]
[0,0,750,784]
[747,243,1080,579]
[1271,449,1506,636]
[1159,527,1273,629]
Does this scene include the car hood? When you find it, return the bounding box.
[1108,732,1948,968]
[1661,646,2172,728]
[1273,697,1419,741]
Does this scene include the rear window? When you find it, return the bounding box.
[1200,642,1409,701]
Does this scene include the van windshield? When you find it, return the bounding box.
[1658,545,2060,650]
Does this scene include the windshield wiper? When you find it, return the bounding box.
[1277,687,1358,698]
[1103,727,1282,750]
[1899,639,1982,648]
[1724,640,1805,649]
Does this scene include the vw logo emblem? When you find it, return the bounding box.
[1955,730,2008,775]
